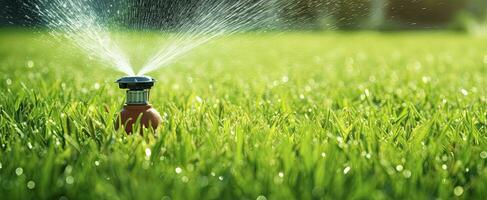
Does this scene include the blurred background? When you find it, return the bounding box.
[1,0,487,33]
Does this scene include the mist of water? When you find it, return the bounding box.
[27,0,297,76]
[30,0,135,75]
[137,0,276,75]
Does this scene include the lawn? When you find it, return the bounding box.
[0,30,486,199]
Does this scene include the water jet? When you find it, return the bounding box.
[115,76,162,134]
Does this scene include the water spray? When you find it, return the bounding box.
[116,76,162,134]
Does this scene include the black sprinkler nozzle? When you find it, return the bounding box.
[116,76,156,90]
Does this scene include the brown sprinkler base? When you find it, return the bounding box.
[117,104,163,134]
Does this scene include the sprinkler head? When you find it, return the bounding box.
[115,76,162,134]
[116,76,155,90]
[116,76,155,105]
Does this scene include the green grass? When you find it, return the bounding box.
[0,30,486,199]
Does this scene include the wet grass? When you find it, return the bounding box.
[0,30,486,199]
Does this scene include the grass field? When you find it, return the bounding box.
[0,30,486,199]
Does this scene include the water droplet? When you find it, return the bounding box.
[396,165,404,172]
[218,176,224,181]
[94,161,100,166]
[181,176,189,183]
[27,180,36,189]
[66,176,74,184]
[175,167,182,174]
[0,162,2,169]
[299,94,305,99]
[337,137,343,144]
[15,167,23,176]
[93,83,100,90]
[403,170,412,178]
[278,172,284,177]
[195,96,203,103]
[145,148,152,157]
[364,89,370,97]
[256,195,267,200]
[460,88,468,96]
[343,166,351,174]
[65,165,73,174]
[27,60,34,68]
[161,196,171,200]
[442,164,447,170]
[454,186,464,196]
[6,79,12,85]
[281,76,289,83]
[321,152,326,158]
[480,151,487,159]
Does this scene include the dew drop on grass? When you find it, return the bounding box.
[27,181,36,189]
[145,148,152,157]
[441,155,448,161]
[175,167,182,174]
[196,96,203,103]
[66,176,74,184]
[27,60,34,68]
[0,162,2,169]
[364,89,371,97]
[65,165,72,174]
[15,167,23,176]
[403,170,412,178]
[396,165,404,172]
[218,176,224,181]
[161,196,171,200]
[343,166,351,174]
[278,172,284,177]
[281,76,289,83]
[460,88,468,96]
[454,186,464,196]
[81,88,88,94]
[256,195,267,200]
[94,161,100,166]
[6,79,12,85]
[321,152,326,158]
[442,164,447,170]
[480,151,487,159]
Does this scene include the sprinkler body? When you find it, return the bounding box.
[116,76,162,134]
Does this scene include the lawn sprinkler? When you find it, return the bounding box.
[115,76,162,134]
